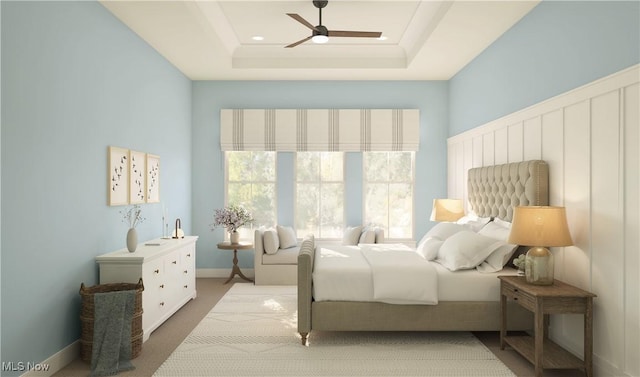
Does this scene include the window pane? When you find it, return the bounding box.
[296,152,318,182]
[320,152,343,181]
[364,152,389,181]
[226,152,276,240]
[296,152,344,239]
[389,152,412,182]
[320,183,343,238]
[363,152,414,239]
[296,183,319,237]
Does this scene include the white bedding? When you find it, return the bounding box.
[312,244,519,303]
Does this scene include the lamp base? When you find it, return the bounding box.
[525,246,554,285]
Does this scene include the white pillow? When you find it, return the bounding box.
[457,215,492,232]
[359,230,376,244]
[425,222,468,240]
[493,217,512,229]
[374,228,385,244]
[262,229,280,255]
[342,225,363,245]
[416,237,444,260]
[435,231,504,271]
[476,242,519,273]
[478,221,511,242]
[276,225,297,249]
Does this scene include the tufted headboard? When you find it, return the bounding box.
[467,160,549,222]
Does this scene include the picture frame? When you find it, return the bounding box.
[108,146,129,206]
[129,150,146,204]
[146,154,160,203]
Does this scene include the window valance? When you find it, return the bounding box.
[220,109,419,152]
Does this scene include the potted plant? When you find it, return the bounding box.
[211,205,253,244]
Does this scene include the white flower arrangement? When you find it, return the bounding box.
[121,204,146,229]
[211,204,253,233]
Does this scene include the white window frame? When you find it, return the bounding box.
[362,152,415,241]
[294,152,346,240]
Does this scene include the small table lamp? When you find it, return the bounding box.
[508,206,573,285]
[430,199,464,222]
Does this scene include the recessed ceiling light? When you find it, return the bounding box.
[252,36,264,41]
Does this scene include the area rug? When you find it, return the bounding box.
[154,283,515,377]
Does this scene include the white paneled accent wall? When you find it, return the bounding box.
[448,65,639,377]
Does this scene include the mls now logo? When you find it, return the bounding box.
[1,362,50,372]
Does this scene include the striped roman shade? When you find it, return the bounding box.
[220,109,420,152]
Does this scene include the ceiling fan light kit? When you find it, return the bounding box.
[285,0,382,48]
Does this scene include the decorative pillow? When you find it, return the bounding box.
[262,229,280,255]
[476,242,519,273]
[435,231,504,271]
[493,217,512,229]
[456,215,491,232]
[359,230,376,244]
[276,225,297,249]
[342,225,363,245]
[425,222,467,240]
[374,228,385,244]
[416,236,444,260]
[478,221,511,242]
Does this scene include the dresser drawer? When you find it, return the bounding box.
[502,283,536,311]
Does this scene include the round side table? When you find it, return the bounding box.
[217,241,254,284]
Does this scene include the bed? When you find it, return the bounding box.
[297,160,549,344]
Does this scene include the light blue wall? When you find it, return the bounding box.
[449,0,640,135]
[191,81,449,269]
[1,1,191,372]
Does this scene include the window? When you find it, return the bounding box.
[295,152,344,239]
[226,151,276,240]
[363,152,414,239]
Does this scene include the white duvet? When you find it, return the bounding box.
[312,244,438,305]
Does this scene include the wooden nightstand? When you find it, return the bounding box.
[499,275,596,377]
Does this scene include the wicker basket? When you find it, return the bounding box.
[79,278,144,362]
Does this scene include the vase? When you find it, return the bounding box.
[230,231,240,244]
[127,228,138,252]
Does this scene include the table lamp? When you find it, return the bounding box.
[430,199,464,222]
[508,206,573,285]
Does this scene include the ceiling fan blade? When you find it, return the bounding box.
[285,36,313,48]
[327,30,382,38]
[286,13,319,31]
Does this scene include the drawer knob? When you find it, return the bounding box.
[184,285,188,289]
[160,302,165,306]
[154,269,159,274]
[187,253,191,257]
[160,284,164,288]
[184,270,188,274]
[172,260,177,264]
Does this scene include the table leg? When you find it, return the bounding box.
[585,297,593,377]
[500,292,507,350]
[223,249,254,284]
[534,300,544,377]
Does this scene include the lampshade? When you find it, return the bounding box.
[508,206,573,246]
[430,199,464,222]
[508,206,573,285]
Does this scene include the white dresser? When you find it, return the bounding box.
[96,236,198,342]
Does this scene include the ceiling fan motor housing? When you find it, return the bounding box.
[313,25,329,37]
[313,0,328,9]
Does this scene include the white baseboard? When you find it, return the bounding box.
[196,268,255,278]
[20,340,79,377]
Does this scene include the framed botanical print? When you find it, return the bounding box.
[146,154,160,203]
[129,150,146,204]
[108,146,129,206]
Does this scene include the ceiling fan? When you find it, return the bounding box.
[285,0,382,48]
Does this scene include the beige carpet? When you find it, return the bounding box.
[153,283,516,377]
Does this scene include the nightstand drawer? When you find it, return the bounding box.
[502,283,536,311]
